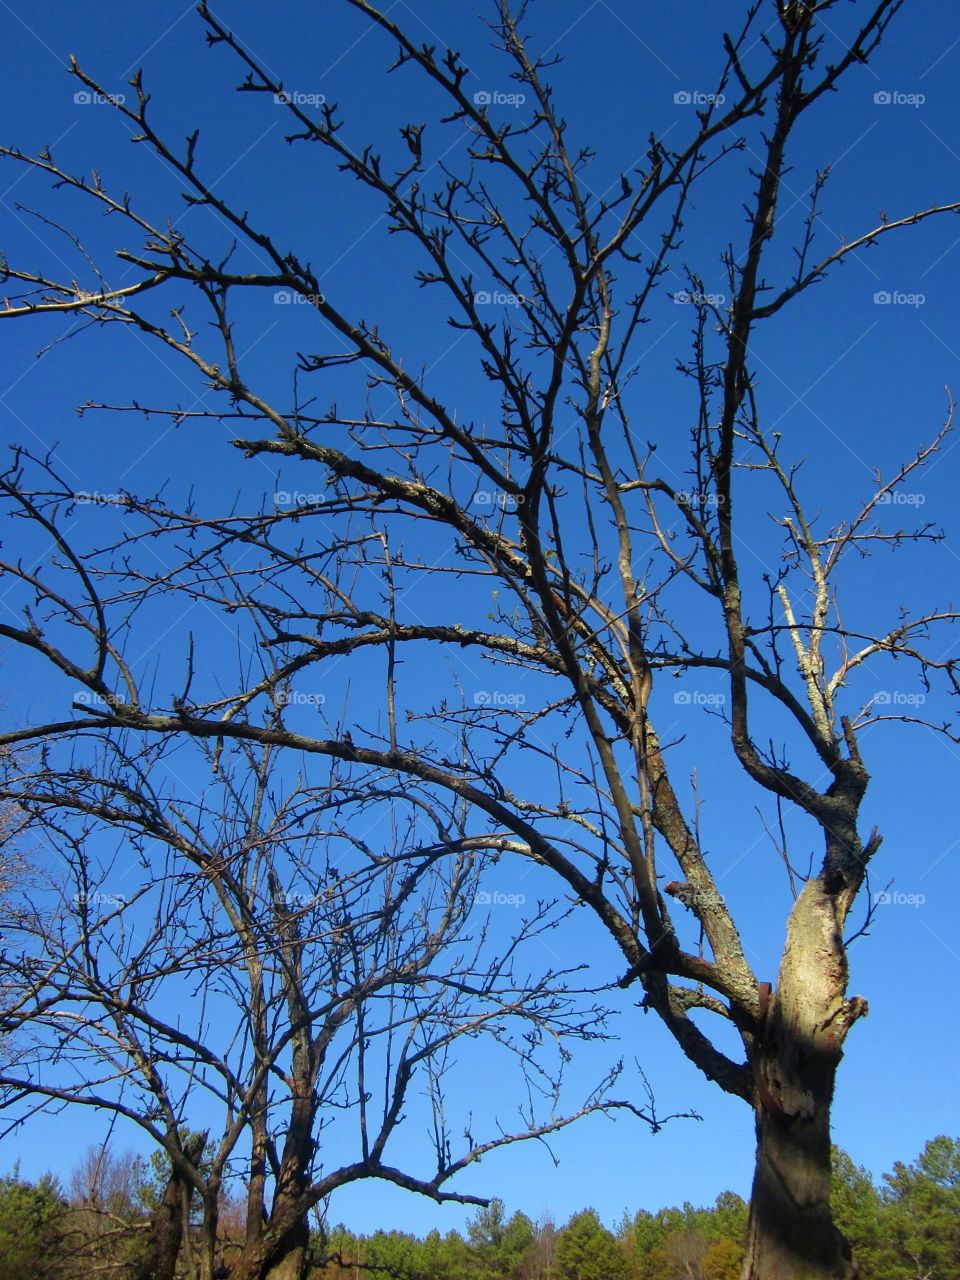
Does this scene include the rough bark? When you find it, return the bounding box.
[743,1105,855,1279]
[230,1205,309,1280]
[136,1133,207,1280]
[741,881,867,1279]
[134,1184,182,1280]
[232,1089,313,1280]
[263,1217,310,1280]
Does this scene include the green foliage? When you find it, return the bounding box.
[832,1137,960,1279]
[701,1236,742,1280]
[882,1136,960,1279]
[620,1193,747,1280]
[465,1198,536,1280]
[555,1209,627,1280]
[0,1168,65,1280]
[709,1191,748,1246]
[831,1146,887,1275]
[362,1229,422,1278]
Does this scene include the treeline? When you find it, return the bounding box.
[1,1136,957,1279]
[321,1194,747,1280]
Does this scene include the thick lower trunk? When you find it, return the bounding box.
[742,1105,855,1279]
[197,1196,220,1280]
[135,1187,182,1280]
[229,1201,310,1280]
[740,880,867,1279]
[263,1238,308,1280]
[229,1234,308,1280]
[136,1135,208,1280]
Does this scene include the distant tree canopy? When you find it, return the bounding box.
[833,1136,960,1280]
[1,1136,957,1279]
[466,1200,536,1280]
[0,1169,64,1280]
[554,1209,627,1280]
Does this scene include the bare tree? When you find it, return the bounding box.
[0,2,958,1276]
[0,737,636,1280]
[62,1144,155,1279]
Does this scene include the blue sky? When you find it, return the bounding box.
[1,0,959,1239]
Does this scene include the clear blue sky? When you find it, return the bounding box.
[1,0,958,1238]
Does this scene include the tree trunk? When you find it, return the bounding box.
[135,1180,183,1280]
[230,1206,309,1280]
[741,880,867,1280]
[262,1226,309,1280]
[197,1194,221,1280]
[136,1134,208,1280]
[742,1102,855,1279]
